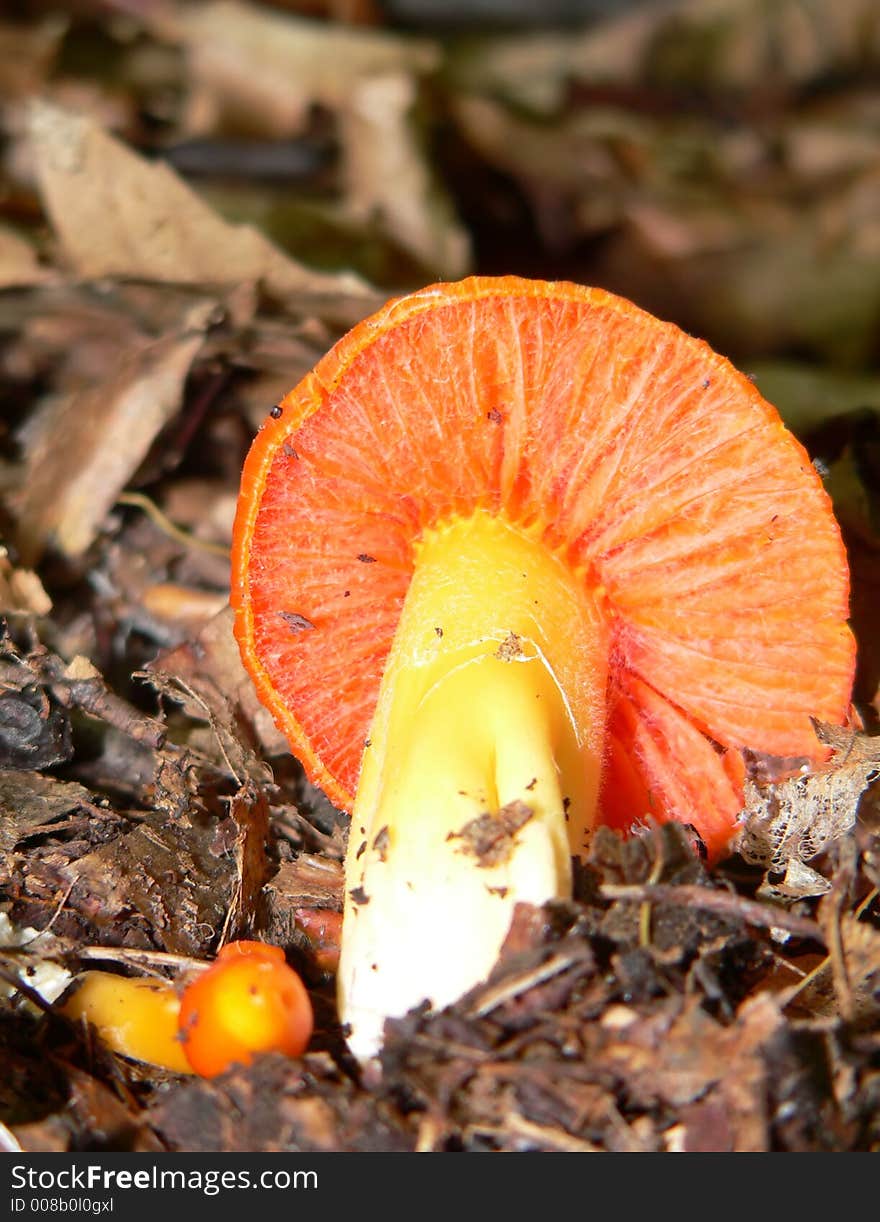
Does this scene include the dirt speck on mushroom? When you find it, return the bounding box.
[448,800,534,868]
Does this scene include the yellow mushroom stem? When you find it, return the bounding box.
[338,512,609,1060]
[61,972,192,1073]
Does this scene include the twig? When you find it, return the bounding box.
[598,883,826,943]
[51,673,166,749]
[468,949,586,1018]
[75,946,208,976]
[854,887,878,920]
[639,823,666,948]
[778,887,878,1013]
[468,1114,600,1153]
[274,812,345,860]
[29,880,75,939]
[0,959,56,1014]
[163,137,329,181]
[779,954,832,1011]
[155,674,243,786]
[117,490,230,558]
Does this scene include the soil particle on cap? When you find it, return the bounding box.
[494,631,524,662]
[278,611,315,634]
[357,553,377,563]
[372,825,390,862]
[447,799,533,868]
[349,886,370,906]
[487,407,503,423]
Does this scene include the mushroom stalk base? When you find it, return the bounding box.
[338,512,608,1061]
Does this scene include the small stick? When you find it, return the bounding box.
[639,823,666,948]
[0,959,56,1013]
[28,880,75,939]
[779,954,831,1011]
[469,1115,600,1153]
[51,674,165,749]
[75,946,208,976]
[117,490,230,558]
[854,887,878,920]
[274,812,345,859]
[599,883,825,943]
[468,949,586,1018]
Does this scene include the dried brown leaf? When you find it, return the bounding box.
[812,720,880,763]
[58,762,236,958]
[340,73,470,278]
[62,1067,164,1152]
[385,933,792,1152]
[602,993,783,1152]
[757,857,833,904]
[49,657,166,751]
[786,908,880,1026]
[738,759,876,876]
[263,854,344,916]
[0,286,163,396]
[452,31,880,365]
[260,854,343,975]
[0,15,65,102]
[13,320,208,564]
[161,478,237,545]
[0,226,56,290]
[141,583,229,629]
[27,101,369,300]
[152,0,439,136]
[0,550,51,617]
[451,0,880,116]
[141,3,465,278]
[0,771,94,856]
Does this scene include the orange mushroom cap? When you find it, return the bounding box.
[178,941,313,1078]
[232,276,854,862]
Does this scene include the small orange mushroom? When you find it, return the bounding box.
[177,940,314,1077]
[60,944,313,1078]
[61,971,192,1074]
[231,276,855,1058]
